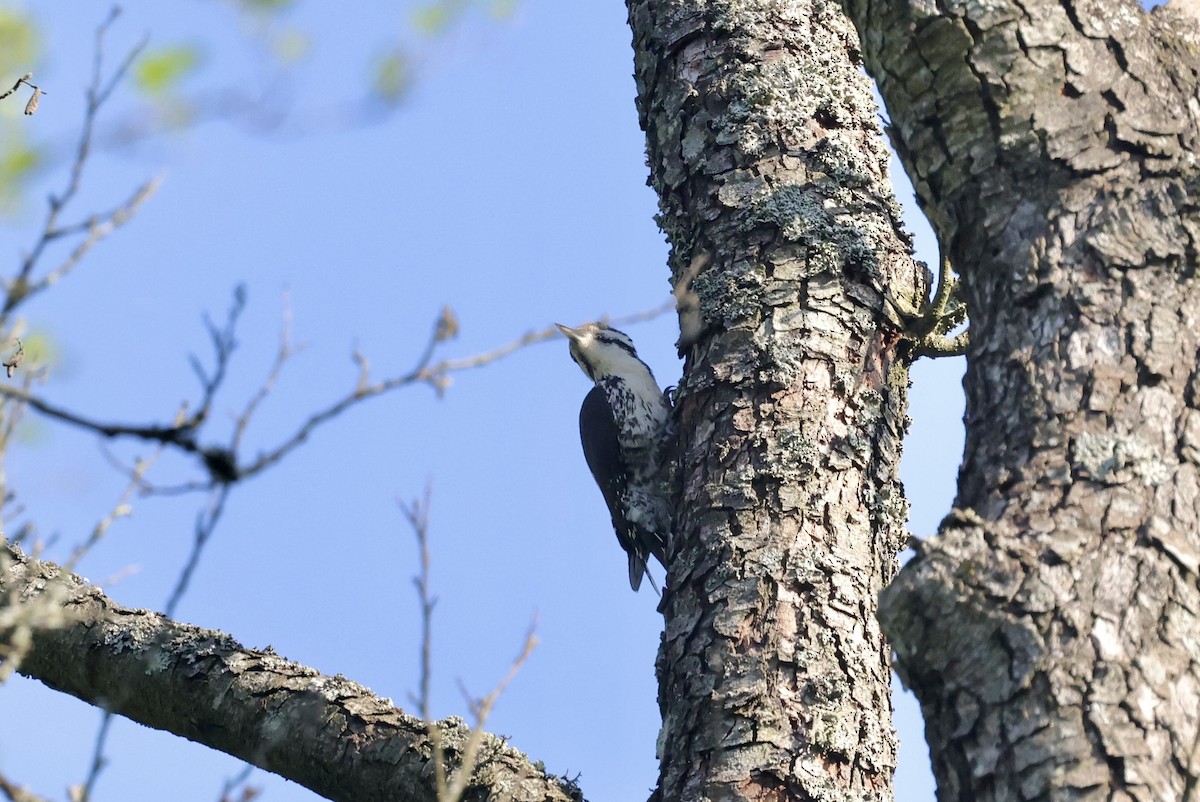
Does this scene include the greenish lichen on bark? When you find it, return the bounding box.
[627,0,926,799]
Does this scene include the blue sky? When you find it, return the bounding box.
[0,3,962,800]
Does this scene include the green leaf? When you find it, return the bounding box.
[0,9,39,78]
[373,51,411,104]
[134,46,202,95]
[490,0,518,19]
[0,138,41,211]
[239,0,295,10]
[411,4,452,35]
[272,29,311,65]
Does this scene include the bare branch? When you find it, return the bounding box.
[33,177,162,300]
[913,329,970,358]
[447,620,539,802]
[65,451,161,572]
[0,299,674,494]
[77,713,114,802]
[403,485,447,801]
[190,285,249,430]
[0,772,52,802]
[402,487,540,802]
[5,9,152,325]
[164,485,232,618]
[0,73,33,102]
[0,382,201,450]
[231,292,302,452]
[232,301,672,486]
[0,544,582,802]
[217,764,259,802]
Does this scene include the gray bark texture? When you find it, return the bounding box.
[836,0,1200,796]
[0,544,581,802]
[626,0,925,799]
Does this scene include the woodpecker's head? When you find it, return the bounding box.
[556,322,651,383]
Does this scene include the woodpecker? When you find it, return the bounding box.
[557,322,671,591]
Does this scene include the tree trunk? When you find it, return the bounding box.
[839,0,1200,796]
[626,1,926,798]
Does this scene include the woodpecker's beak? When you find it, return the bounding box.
[556,323,582,341]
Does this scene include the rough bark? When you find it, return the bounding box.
[838,0,1200,796]
[626,1,925,799]
[0,544,582,802]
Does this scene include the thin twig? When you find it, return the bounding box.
[0,73,33,102]
[0,362,37,538]
[65,449,162,571]
[238,301,675,481]
[446,620,539,802]
[231,291,302,452]
[78,710,114,802]
[0,299,674,496]
[165,484,232,618]
[5,8,151,324]
[217,763,259,802]
[192,285,248,428]
[152,300,673,494]
[402,484,446,800]
[0,772,52,802]
[0,382,202,450]
[33,177,162,300]
[908,246,970,358]
[401,486,538,802]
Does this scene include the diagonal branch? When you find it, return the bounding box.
[0,772,51,802]
[0,543,583,802]
[0,300,675,493]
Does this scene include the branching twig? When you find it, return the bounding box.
[447,620,539,802]
[239,301,673,483]
[401,486,539,802]
[5,8,153,325]
[0,72,46,118]
[0,363,39,539]
[403,484,447,801]
[165,484,232,619]
[0,382,202,449]
[217,762,259,802]
[908,248,970,358]
[10,299,672,495]
[0,73,33,102]
[65,449,162,571]
[0,772,51,802]
[231,291,303,452]
[77,712,114,802]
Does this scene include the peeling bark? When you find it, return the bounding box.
[0,544,581,802]
[840,0,1200,796]
[626,0,925,799]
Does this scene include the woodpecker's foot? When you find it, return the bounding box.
[906,250,969,358]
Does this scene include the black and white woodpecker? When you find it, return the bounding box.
[557,322,671,591]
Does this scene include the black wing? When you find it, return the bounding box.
[578,386,654,591]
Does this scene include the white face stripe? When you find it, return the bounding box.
[562,323,650,383]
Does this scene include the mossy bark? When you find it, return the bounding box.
[626,1,927,798]
[839,0,1200,796]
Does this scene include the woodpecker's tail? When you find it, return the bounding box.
[627,550,661,594]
